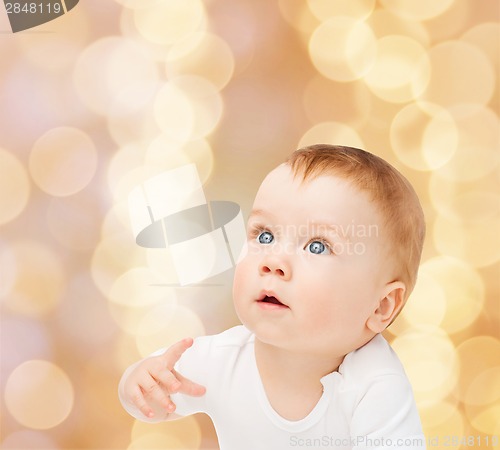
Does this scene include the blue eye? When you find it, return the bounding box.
[257,231,274,244]
[307,240,330,255]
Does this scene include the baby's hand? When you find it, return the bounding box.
[120,337,206,420]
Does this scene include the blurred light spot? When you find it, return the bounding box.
[5,360,74,429]
[468,404,500,436]
[108,298,175,335]
[166,32,235,91]
[309,17,376,82]
[461,23,500,72]
[307,0,375,21]
[0,430,59,449]
[133,0,205,46]
[368,10,429,45]
[107,81,161,147]
[429,175,499,225]
[455,337,500,402]
[278,0,319,35]
[153,82,195,142]
[303,76,371,127]
[364,35,430,103]
[91,234,147,297]
[170,76,224,139]
[0,315,53,382]
[421,406,464,449]
[136,305,205,357]
[298,122,364,150]
[0,149,30,225]
[420,399,460,428]
[433,214,500,268]
[415,41,495,108]
[131,415,201,448]
[108,267,172,307]
[4,240,65,317]
[434,105,499,182]
[46,192,102,252]
[380,0,455,21]
[74,37,159,115]
[29,127,97,197]
[392,327,458,405]
[56,273,117,351]
[465,367,500,407]
[145,137,214,185]
[399,267,446,329]
[390,102,458,171]
[421,256,484,333]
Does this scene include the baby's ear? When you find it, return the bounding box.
[366,281,406,334]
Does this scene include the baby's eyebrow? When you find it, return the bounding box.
[248,209,276,221]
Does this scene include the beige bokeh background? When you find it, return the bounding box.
[0,1,499,449]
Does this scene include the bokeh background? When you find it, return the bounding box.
[1,0,499,449]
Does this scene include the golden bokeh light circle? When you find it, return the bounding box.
[145,137,214,186]
[91,233,147,297]
[416,41,495,108]
[166,32,235,91]
[380,0,455,21]
[107,81,161,147]
[433,213,500,268]
[135,305,205,357]
[433,105,499,182]
[170,75,224,139]
[278,0,320,35]
[391,326,458,405]
[461,23,500,71]
[153,82,195,142]
[73,37,159,115]
[5,360,74,430]
[455,336,500,404]
[108,293,178,336]
[368,10,430,46]
[29,127,97,197]
[420,256,484,333]
[0,149,30,225]
[299,121,365,150]
[4,240,65,317]
[133,0,206,46]
[399,267,446,329]
[390,102,458,171]
[364,35,430,103]
[307,0,376,21]
[108,267,171,308]
[309,17,377,82]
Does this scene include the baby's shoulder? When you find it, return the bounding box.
[339,334,407,386]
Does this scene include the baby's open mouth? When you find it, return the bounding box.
[257,295,289,308]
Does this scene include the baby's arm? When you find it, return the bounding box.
[118,338,206,423]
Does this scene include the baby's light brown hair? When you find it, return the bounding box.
[286,144,425,302]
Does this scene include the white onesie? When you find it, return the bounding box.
[169,325,426,450]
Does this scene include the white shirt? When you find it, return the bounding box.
[170,326,426,450]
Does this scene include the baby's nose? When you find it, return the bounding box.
[259,256,291,280]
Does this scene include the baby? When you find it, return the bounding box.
[119,144,427,450]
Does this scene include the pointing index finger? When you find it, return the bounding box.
[163,337,194,370]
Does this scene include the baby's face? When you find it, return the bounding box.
[233,164,394,357]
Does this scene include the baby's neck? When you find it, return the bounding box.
[254,339,344,420]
